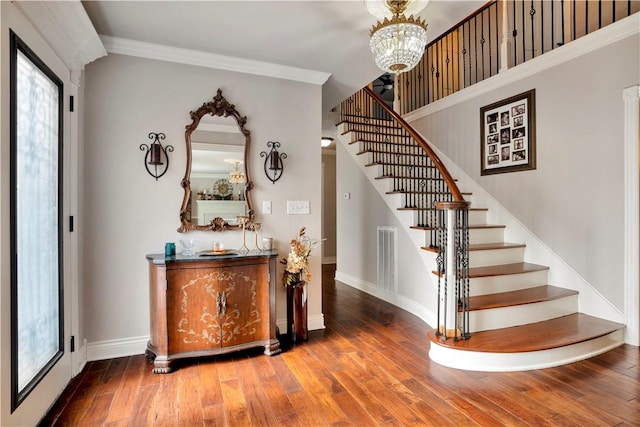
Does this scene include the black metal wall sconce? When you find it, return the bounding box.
[260,141,287,184]
[140,132,174,181]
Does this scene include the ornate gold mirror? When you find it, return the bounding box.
[178,89,254,232]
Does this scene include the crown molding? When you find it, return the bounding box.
[100,35,331,86]
[403,12,640,122]
[14,0,107,74]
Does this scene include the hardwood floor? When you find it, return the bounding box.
[40,264,639,426]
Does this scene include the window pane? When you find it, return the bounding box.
[15,49,61,392]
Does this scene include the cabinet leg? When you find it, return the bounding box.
[151,356,173,374]
[152,365,173,374]
[264,339,281,356]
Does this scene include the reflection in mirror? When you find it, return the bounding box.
[178,89,254,232]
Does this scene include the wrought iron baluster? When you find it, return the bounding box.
[560,0,565,46]
[585,0,589,35]
[571,0,577,40]
[551,0,555,50]
[473,15,478,84]
[530,1,536,59]
[461,22,467,89]
[494,2,499,73]
[480,10,485,81]
[435,213,445,337]
[441,210,448,340]
[487,5,492,76]
[512,0,518,66]
[541,0,545,55]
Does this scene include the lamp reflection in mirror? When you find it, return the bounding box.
[140,132,174,180]
[260,141,287,184]
[228,160,246,184]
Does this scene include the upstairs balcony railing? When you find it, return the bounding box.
[398,0,640,114]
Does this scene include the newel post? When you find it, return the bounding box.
[435,201,471,341]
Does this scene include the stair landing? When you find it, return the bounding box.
[428,314,625,371]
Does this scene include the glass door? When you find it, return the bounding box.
[10,30,71,418]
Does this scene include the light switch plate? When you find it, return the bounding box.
[262,200,272,214]
[287,200,310,215]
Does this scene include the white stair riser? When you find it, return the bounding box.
[468,209,487,224]
[429,330,624,372]
[343,130,409,145]
[469,227,505,244]
[469,247,525,268]
[370,163,434,177]
[468,270,549,296]
[339,120,393,131]
[407,209,487,227]
[469,295,579,332]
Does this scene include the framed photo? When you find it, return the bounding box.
[480,89,536,175]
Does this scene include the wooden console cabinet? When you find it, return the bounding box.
[145,251,281,373]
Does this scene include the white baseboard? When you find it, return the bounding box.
[71,339,88,376]
[308,313,326,331]
[334,270,436,328]
[87,335,149,361]
[276,313,326,335]
[88,315,327,361]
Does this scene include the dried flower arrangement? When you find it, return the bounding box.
[281,227,324,287]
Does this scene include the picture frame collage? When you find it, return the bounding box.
[480,89,536,175]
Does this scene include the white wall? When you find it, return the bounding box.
[336,142,436,317]
[83,53,323,355]
[410,34,639,311]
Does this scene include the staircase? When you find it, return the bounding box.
[336,88,625,372]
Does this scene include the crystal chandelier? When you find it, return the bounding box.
[369,0,428,74]
[228,161,245,184]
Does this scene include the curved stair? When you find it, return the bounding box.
[337,112,625,372]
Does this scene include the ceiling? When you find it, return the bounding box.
[81,0,486,118]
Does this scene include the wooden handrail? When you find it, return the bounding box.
[363,86,465,202]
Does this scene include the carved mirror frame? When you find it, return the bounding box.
[178,89,255,232]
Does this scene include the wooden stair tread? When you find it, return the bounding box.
[375,175,459,181]
[469,242,525,251]
[427,313,624,353]
[365,161,436,168]
[402,207,487,212]
[410,223,505,231]
[339,117,397,127]
[422,241,525,254]
[468,262,550,278]
[388,190,472,196]
[348,135,412,141]
[468,285,578,311]
[357,149,426,157]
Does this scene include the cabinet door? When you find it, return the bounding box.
[166,268,223,354]
[219,263,270,347]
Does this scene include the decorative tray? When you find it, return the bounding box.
[198,250,237,257]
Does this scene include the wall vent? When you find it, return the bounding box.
[377,226,398,293]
